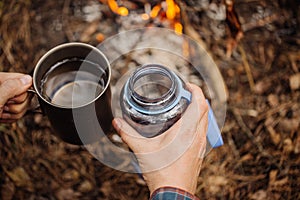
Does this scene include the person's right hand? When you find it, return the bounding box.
[0,72,32,123]
[113,83,208,195]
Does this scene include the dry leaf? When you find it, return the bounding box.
[266,126,281,146]
[1,179,15,200]
[264,117,274,127]
[207,175,228,194]
[289,73,300,90]
[5,167,33,191]
[267,94,279,107]
[283,138,294,154]
[55,188,81,200]
[249,190,267,200]
[78,180,93,193]
[254,80,272,95]
[99,181,112,196]
[271,177,289,187]
[240,153,253,162]
[62,169,80,182]
[278,118,300,133]
[269,170,278,184]
[294,134,300,154]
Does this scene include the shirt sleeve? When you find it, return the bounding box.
[149,187,200,200]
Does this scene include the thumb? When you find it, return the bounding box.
[0,75,32,106]
[112,118,143,150]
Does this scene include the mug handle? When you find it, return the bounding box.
[180,88,223,149]
[26,88,43,115]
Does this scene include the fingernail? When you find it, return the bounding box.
[4,106,9,111]
[20,75,32,85]
[7,100,15,104]
[1,113,11,119]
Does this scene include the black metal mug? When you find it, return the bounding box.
[32,42,113,145]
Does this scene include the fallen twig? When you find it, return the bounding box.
[257,101,294,121]
[178,1,207,50]
[225,0,244,57]
[238,44,256,93]
[242,13,281,32]
[62,0,73,41]
[227,131,241,159]
[231,107,265,154]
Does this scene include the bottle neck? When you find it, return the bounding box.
[128,64,178,110]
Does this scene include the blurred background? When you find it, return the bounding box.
[0,0,299,199]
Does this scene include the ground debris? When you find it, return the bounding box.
[4,167,34,192]
[289,73,300,90]
[0,0,299,199]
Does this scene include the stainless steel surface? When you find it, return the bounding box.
[32,42,113,145]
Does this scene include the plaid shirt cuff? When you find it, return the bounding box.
[150,187,200,200]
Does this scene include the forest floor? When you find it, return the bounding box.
[0,0,299,199]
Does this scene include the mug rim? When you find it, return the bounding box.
[33,42,111,109]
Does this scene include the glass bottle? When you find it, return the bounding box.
[120,64,190,138]
[120,64,223,148]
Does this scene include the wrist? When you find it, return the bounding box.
[145,173,197,195]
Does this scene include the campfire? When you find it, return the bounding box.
[98,0,248,57]
[102,0,183,35]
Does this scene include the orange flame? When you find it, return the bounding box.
[107,0,129,16]
[174,22,183,35]
[150,5,161,18]
[117,7,129,16]
[165,0,182,35]
[166,0,182,35]
[108,0,118,12]
[175,4,180,13]
[166,0,176,20]
[105,0,183,35]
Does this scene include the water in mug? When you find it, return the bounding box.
[41,58,107,107]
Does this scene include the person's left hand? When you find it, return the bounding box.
[0,72,32,123]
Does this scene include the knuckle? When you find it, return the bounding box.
[1,79,19,97]
[5,102,27,114]
[8,106,19,113]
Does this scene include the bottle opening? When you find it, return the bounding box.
[129,64,175,104]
